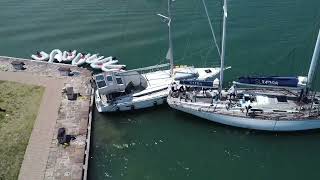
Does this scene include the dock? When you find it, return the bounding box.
[0,56,94,180]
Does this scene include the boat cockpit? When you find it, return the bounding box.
[94,71,148,97]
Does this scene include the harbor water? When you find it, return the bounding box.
[1,0,320,179]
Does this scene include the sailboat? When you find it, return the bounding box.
[167,0,320,131]
[94,0,222,112]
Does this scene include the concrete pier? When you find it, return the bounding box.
[0,56,94,180]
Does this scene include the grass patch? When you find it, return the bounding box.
[0,80,44,180]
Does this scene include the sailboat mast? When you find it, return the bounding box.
[168,0,174,76]
[307,28,320,88]
[219,0,227,94]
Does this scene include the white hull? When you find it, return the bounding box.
[49,49,63,63]
[85,54,99,64]
[72,53,91,66]
[95,89,167,112]
[90,63,103,69]
[31,51,49,61]
[101,61,124,71]
[168,101,320,131]
[67,50,77,61]
[62,50,77,62]
[62,51,68,61]
[90,56,112,69]
[95,66,223,113]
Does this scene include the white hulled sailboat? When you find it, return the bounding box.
[167,0,320,131]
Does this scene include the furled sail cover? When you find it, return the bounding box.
[238,76,299,87]
[179,80,214,88]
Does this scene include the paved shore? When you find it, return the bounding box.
[0,56,93,180]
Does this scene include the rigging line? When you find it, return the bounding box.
[202,0,221,57]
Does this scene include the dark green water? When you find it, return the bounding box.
[1,0,320,179]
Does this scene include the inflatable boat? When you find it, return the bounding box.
[31,51,49,61]
[62,50,77,62]
[85,54,99,64]
[101,63,125,72]
[91,56,105,64]
[62,51,68,61]
[90,56,113,69]
[66,50,77,61]
[49,49,63,63]
[104,60,118,65]
[72,53,91,66]
[101,68,126,73]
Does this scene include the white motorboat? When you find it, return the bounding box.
[31,51,49,61]
[167,0,320,131]
[94,64,171,112]
[49,49,63,63]
[95,64,222,112]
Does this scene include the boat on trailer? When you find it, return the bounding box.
[167,0,320,131]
